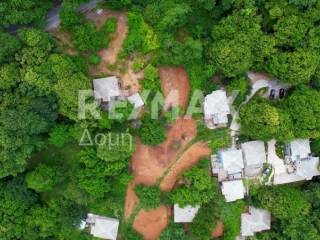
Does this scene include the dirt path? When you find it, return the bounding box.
[160,142,211,191]
[159,67,190,110]
[133,206,171,240]
[87,9,128,75]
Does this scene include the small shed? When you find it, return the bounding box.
[241,207,271,237]
[93,76,120,102]
[128,93,145,109]
[86,213,119,240]
[174,204,200,223]
[221,180,245,202]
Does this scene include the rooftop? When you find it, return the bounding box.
[174,204,200,223]
[93,76,120,102]
[204,90,230,125]
[241,207,271,237]
[218,148,244,175]
[128,93,144,109]
[241,141,266,168]
[290,139,311,161]
[86,213,119,240]
[221,180,245,202]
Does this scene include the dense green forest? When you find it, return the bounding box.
[1,0,320,239]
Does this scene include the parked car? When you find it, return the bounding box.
[269,89,276,100]
[279,88,285,99]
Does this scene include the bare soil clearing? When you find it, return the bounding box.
[133,206,171,240]
[122,60,144,93]
[159,67,190,110]
[124,118,197,219]
[131,118,197,186]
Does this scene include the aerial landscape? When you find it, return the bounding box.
[1,0,320,239]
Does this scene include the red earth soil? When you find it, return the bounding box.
[212,220,224,238]
[133,206,171,240]
[159,67,190,111]
[124,118,197,219]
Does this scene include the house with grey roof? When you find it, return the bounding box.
[93,76,121,103]
[242,141,266,177]
[204,90,230,129]
[240,207,271,237]
[221,180,245,202]
[86,213,119,240]
[174,204,200,223]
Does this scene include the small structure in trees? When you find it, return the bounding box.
[241,141,266,177]
[93,76,121,103]
[203,90,230,129]
[86,213,119,240]
[174,204,200,223]
[128,93,145,109]
[221,180,245,202]
[240,207,271,237]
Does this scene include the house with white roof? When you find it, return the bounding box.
[93,76,121,103]
[174,204,200,223]
[240,207,271,237]
[128,93,144,109]
[86,213,119,240]
[242,141,266,177]
[204,90,230,129]
[221,180,245,202]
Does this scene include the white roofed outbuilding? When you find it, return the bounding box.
[86,213,119,240]
[204,90,230,128]
[221,180,245,202]
[128,93,144,109]
[93,76,120,102]
[174,204,200,223]
[241,207,271,237]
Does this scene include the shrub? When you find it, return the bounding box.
[48,124,71,148]
[138,116,166,145]
[135,185,161,210]
[26,164,66,192]
[88,54,101,65]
